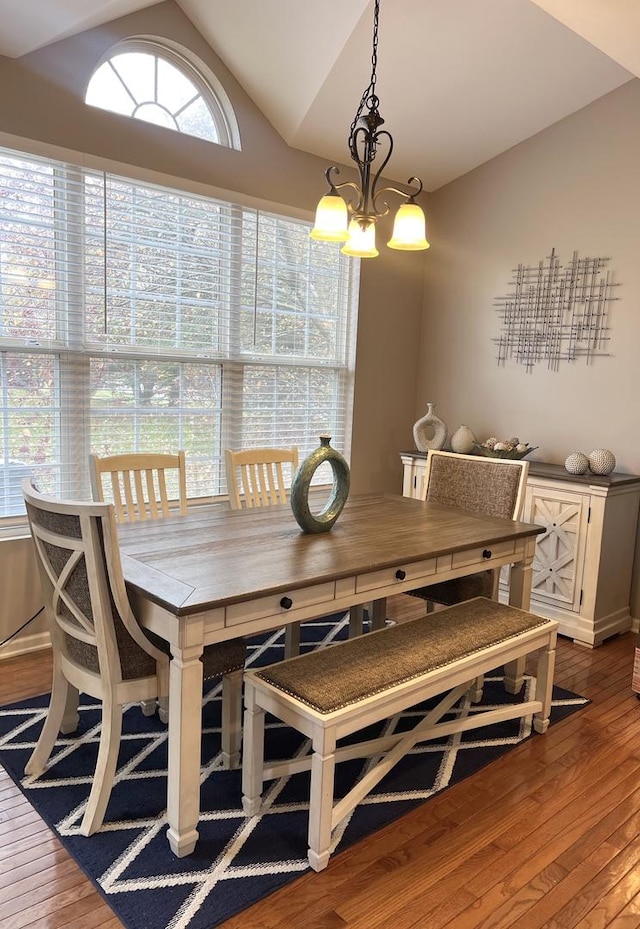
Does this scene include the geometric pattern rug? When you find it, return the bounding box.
[0,612,588,929]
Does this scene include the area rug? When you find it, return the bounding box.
[0,612,588,929]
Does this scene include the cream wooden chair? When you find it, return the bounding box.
[407,450,530,609]
[89,451,188,523]
[225,446,299,510]
[22,479,245,837]
[225,446,303,656]
[90,449,247,720]
[90,450,188,717]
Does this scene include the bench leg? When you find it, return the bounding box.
[242,683,265,816]
[307,730,337,872]
[533,633,557,734]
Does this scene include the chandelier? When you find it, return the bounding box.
[310,0,429,258]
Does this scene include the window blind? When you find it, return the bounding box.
[0,146,359,517]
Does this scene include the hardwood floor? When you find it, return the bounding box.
[1,597,639,929]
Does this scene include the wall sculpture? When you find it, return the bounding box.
[493,248,618,372]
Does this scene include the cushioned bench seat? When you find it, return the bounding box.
[242,597,558,871]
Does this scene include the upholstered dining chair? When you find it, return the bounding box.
[225,446,303,657]
[89,451,188,523]
[406,450,530,610]
[21,479,245,837]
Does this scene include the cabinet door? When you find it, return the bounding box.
[526,484,590,613]
[401,457,426,500]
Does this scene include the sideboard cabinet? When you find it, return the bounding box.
[400,453,640,647]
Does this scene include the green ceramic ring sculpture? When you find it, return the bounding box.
[290,435,350,533]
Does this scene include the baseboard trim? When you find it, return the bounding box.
[0,630,51,660]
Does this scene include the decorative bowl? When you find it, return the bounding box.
[474,444,538,460]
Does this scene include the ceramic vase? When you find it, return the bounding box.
[290,434,350,533]
[450,424,476,455]
[413,402,448,452]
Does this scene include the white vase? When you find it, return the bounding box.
[451,424,476,455]
[413,402,448,452]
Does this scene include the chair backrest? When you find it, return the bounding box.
[421,450,529,520]
[225,447,299,509]
[22,478,162,685]
[89,451,188,523]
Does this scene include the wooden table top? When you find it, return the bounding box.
[118,493,545,616]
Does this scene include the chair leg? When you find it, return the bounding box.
[221,669,243,769]
[81,696,123,836]
[284,622,300,659]
[140,699,157,717]
[155,656,170,725]
[241,683,265,817]
[158,697,169,725]
[349,604,364,638]
[60,682,80,735]
[470,675,484,702]
[370,599,387,631]
[25,662,78,777]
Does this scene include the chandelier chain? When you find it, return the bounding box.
[348,0,381,147]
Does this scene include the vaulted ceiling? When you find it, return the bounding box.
[0,0,637,190]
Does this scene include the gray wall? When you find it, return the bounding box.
[420,78,640,616]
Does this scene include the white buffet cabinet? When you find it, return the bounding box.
[400,453,640,647]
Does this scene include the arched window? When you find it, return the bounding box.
[85,38,240,149]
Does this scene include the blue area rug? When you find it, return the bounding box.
[0,613,587,929]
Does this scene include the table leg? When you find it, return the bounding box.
[166,642,204,857]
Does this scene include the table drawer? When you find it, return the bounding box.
[226,580,336,626]
[356,557,437,594]
[452,540,515,570]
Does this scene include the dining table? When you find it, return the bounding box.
[118,492,545,857]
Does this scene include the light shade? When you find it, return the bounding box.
[310,192,349,242]
[387,202,430,251]
[341,220,379,258]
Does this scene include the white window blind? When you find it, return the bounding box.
[0,146,358,517]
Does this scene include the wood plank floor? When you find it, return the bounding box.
[1,597,639,929]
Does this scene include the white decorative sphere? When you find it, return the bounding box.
[565,452,589,475]
[588,449,616,475]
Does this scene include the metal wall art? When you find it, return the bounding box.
[493,248,618,372]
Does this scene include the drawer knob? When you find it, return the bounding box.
[280,596,293,610]
[395,569,406,581]
[482,549,492,559]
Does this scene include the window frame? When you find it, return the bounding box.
[85,36,242,150]
[0,142,359,531]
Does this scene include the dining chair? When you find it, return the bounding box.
[225,446,306,656]
[89,451,188,523]
[90,449,248,720]
[224,446,299,510]
[21,478,245,837]
[406,450,530,609]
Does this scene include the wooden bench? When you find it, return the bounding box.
[242,597,558,871]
